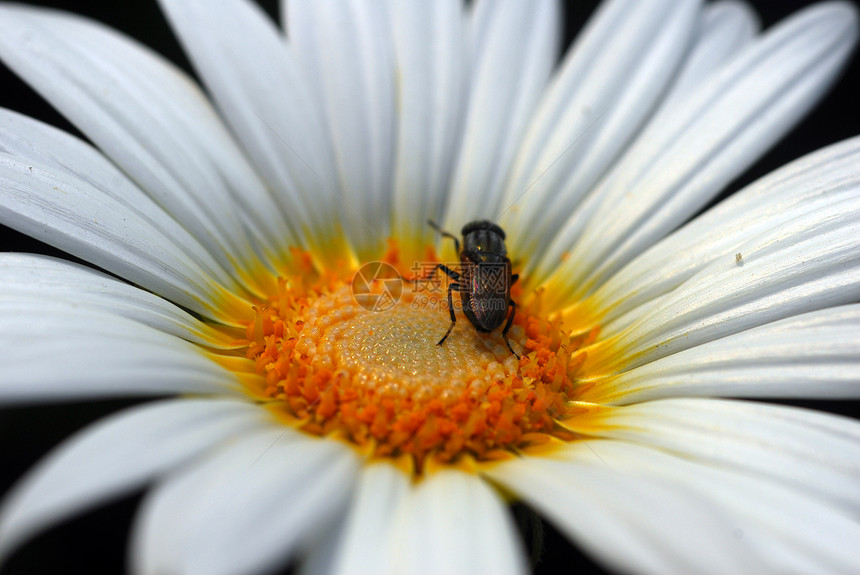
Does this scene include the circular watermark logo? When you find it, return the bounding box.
[351,261,403,312]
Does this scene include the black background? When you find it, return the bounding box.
[0,1,858,574]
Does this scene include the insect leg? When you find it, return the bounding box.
[437,281,460,346]
[501,299,519,358]
[427,219,460,253]
[417,263,460,287]
[511,273,519,286]
[431,264,460,281]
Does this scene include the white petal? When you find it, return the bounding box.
[158,0,341,258]
[390,470,527,575]
[0,107,231,288]
[585,135,860,331]
[298,521,344,575]
[650,1,759,118]
[132,428,359,575]
[0,398,268,562]
[540,2,859,300]
[552,439,860,574]
[0,115,252,324]
[582,193,860,374]
[501,0,700,257]
[388,0,468,262]
[442,0,561,228]
[286,0,395,257]
[488,448,760,575]
[327,462,410,575]
[0,6,290,288]
[581,304,860,404]
[0,253,236,349]
[570,398,860,514]
[0,298,244,403]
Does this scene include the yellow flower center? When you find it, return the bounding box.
[240,244,596,473]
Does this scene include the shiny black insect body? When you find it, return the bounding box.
[426,220,519,357]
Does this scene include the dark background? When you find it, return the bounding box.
[0,1,858,573]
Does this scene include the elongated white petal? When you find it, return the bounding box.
[0,107,216,271]
[581,305,860,404]
[158,0,341,258]
[390,470,526,575]
[388,0,467,262]
[0,118,252,324]
[540,2,859,301]
[569,398,860,514]
[286,0,395,257]
[583,193,860,375]
[442,0,560,228]
[132,428,358,575]
[585,135,860,330]
[298,521,344,575]
[131,429,287,575]
[0,6,290,288]
[325,463,410,575]
[0,253,236,349]
[488,448,760,575]
[552,440,860,574]
[501,0,700,257]
[650,1,759,120]
[0,398,268,562]
[0,299,243,403]
[0,108,233,287]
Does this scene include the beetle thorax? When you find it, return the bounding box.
[463,228,507,256]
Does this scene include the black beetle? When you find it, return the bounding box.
[426,219,519,357]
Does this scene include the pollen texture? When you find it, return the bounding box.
[242,248,594,472]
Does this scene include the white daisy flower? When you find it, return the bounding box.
[1,0,859,574]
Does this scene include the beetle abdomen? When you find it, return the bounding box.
[465,263,509,331]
